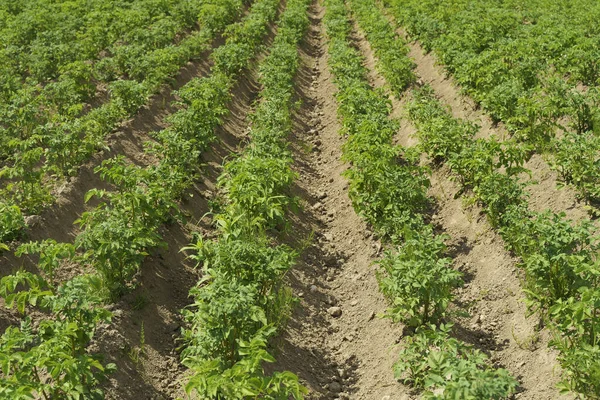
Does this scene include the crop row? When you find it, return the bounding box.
[0,0,247,227]
[0,0,282,397]
[325,0,519,398]
[381,0,600,212]
[179,0,312,397]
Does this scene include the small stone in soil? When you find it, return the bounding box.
[166,323,180,332]
[310,284,318,293]
[317,191,327,199]
[312,202,323,210]
[327,306,342,318]
[324,233,333,241]
[328,381,342,393]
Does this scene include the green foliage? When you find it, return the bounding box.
[551,287,600,397]
[501,211,599,310]
[553,131,600,204]
[218,155,297,235]
[383,0,600,209]
[185,329,307,399]
[378,229,462,327]
[0,272,114,399]
[395,324,518,399]
[349,0,416,94]
[405,58,600,399]
[0,0,247,218]
[180,0,310,396]
[16,240,76,286]
[324,0,517,397]
[182,237,296,364]
[0,201,25,244]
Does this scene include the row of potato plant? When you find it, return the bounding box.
[380,0,600,212]
[407,85,600,398]
[325,0,518,398]
[0,0,282,397]
[179,0,312,397]
[0,0,249,233]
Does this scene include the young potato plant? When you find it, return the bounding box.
[552,131,600,205]
[0,0,248,223]
[184,328,307,399]
[180,0,310,396]
[62,0,282,299]
[550,286,600,397]
[16,239,76,287]
[0,201,25,245]
[378,229,462,327]
[324,0,518,397]
[405,74,600,398]
[349,0,416,94]
[0,271,114,399]
[395,324,518,399]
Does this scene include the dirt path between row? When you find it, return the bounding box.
[273,2,410,399]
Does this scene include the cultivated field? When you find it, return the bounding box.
[1,0,599,398]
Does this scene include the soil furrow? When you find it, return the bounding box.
[273,2,409,399]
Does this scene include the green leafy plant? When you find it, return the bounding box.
[394,324,519,399]
[0,201,25,243]
[16,240,76,287]
[378,229,462,327]
[0,272,115,399]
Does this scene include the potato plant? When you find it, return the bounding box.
[180,0,311,397]
[395,324,518,399]
[0,0,288,396]
[0,271,114,399]
[378,230,463,327]
[382,0,600,214]
[0,0,248,220]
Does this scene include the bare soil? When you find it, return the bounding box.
[272,3,408,399]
